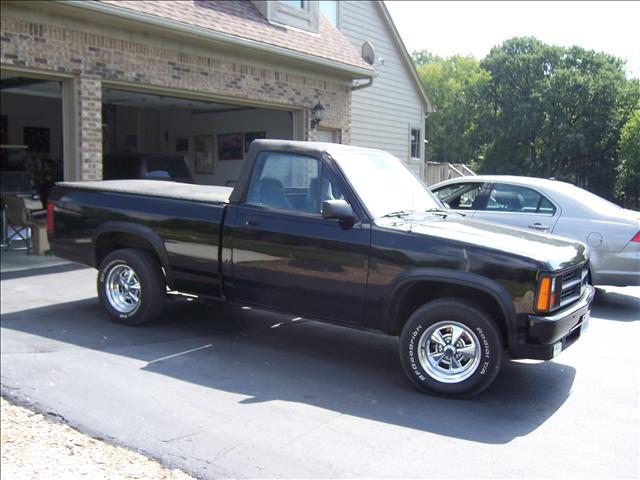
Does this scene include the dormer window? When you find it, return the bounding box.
[252,1,319,33]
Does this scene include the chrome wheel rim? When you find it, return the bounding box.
[105,265,141,313]
[418,321,481,383]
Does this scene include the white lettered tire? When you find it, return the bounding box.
[399,299,502,397]
[97,248,165,326]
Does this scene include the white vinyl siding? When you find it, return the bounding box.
[338,1,425,175]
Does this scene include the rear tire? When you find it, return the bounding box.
[399,299,502,397]
[97,248,165,325]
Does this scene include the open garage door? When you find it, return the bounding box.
[102,88,296,187]
[1,74,63,202]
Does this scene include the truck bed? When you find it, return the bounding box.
[58,180,233,204]
[50,179,230,296]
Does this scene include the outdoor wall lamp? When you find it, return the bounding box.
[310,102,325,129]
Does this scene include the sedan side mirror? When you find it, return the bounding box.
[322,199,356,224]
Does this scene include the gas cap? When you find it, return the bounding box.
[587,232,603,247]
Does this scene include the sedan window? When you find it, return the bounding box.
[486,184,556,215]
[538,196,556,215]
[432,183,484,210]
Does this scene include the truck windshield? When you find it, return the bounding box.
[332,150,441,219]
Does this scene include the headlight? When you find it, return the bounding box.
[535,274,560,312]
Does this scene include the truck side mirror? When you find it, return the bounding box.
[322,199,356,224]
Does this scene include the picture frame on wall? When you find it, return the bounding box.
[194,134,214,174]
[217,133,243,160]
[244,131,266,153]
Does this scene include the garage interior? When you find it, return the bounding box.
[1,74,63,253]
[1,74,298,192]
[101,87,296,187]
[1,74,63,199]
[1,74,300,255]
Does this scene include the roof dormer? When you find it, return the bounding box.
[252,1,319,33]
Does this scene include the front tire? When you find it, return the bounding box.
[399,299,502,397]
[97,249,165,325]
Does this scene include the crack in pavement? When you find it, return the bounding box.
[159,428,203,444]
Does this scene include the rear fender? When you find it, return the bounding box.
[92,222,174,289]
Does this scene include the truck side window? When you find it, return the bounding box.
[303,166,346,214]
[246,152,320,213]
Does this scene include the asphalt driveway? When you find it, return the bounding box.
[1,260,638,478]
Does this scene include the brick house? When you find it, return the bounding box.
[1,0,375,188]
[1,0,430,194]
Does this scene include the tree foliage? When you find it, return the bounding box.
[615,110,640,209]
[414,38,640,204]
[411,50,436,68]
[479,37,639,199]
[413,50,490,164]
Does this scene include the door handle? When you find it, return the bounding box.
[528,223,549,231]
[245,219,259,226]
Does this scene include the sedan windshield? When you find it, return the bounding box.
[332,149,441,218]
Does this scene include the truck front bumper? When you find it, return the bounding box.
[511,284,595,361]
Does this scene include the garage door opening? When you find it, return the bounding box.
[102,88,295,186]
[1,74,63,202]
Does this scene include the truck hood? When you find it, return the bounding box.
[376,214,587,272]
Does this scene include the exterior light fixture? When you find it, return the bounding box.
[310,102,325,129]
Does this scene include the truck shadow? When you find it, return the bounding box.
[1,297,577,444]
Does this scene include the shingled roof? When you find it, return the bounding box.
[98,0,373,73]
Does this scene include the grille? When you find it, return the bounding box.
[558,263,588,308]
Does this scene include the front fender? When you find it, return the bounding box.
[384,268,517,345]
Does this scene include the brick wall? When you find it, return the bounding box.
[1,12,352,180]
[78,76,103,180]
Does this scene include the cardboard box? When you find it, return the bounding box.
[30,221,49,255]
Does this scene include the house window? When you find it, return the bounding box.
[410,129,421,158]
[319,1,338,26]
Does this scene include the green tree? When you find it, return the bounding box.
[479,37,639,199]
[411,50,436,68]
[615,109,640,209]
[414,51,490,164]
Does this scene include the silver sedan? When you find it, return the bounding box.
[430,175,640,286]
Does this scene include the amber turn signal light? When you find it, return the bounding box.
[536,275,561,312]
[536,276,552,312]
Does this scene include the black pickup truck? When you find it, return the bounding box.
[48,140,594,397]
